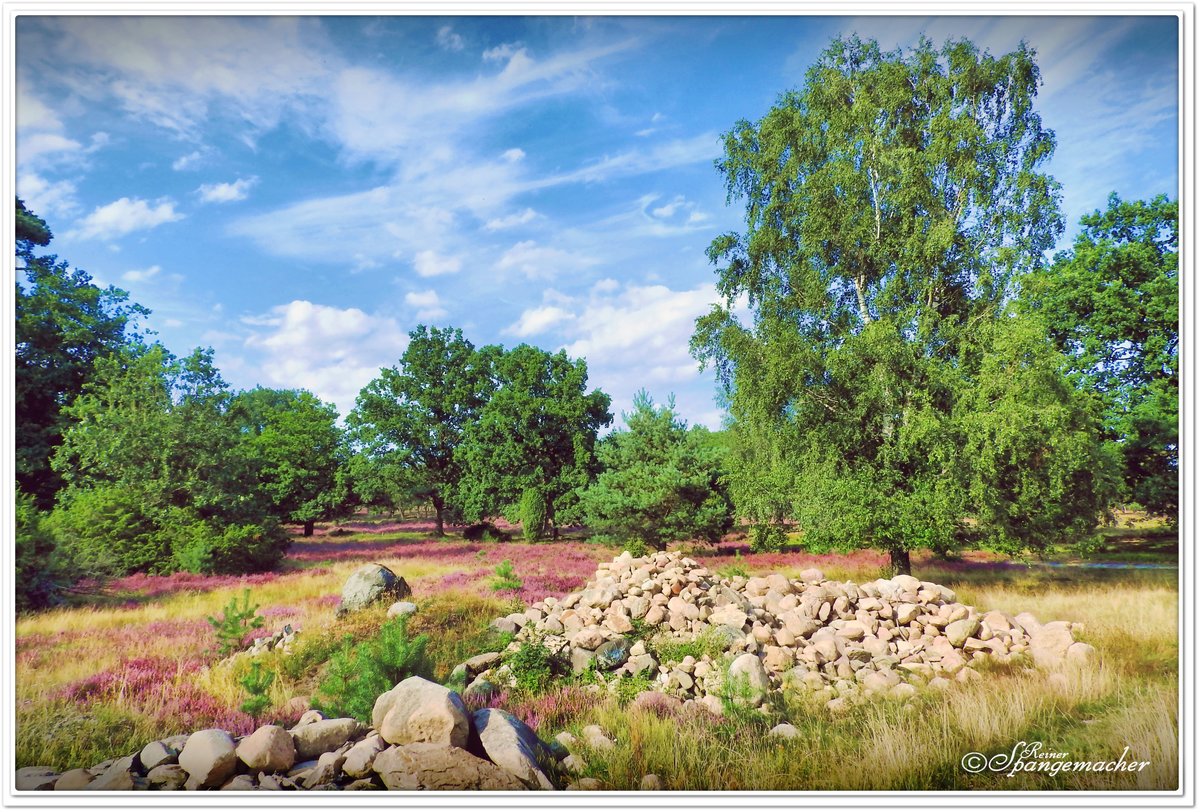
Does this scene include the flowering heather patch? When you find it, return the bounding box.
[53,656,260,736]
[101,570,285,600]
[505,685,604,733]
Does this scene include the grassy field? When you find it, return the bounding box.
[14,518,1179,791]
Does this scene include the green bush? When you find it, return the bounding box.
[173,521,289,574]
[623,538,650,558]
[502,638,561,696]
[207,589,266,657]
[519,487,547,541]
[16,490,64,613]
[490,559,523,592]
[749,524,787,553]
[314,616,433,722]
[238,661,275,718]
[48,485,168,576]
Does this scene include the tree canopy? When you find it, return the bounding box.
[457,343,612,537]
[232,387,352,535]
[348,326,496,535]
[16,198,148,507]
[1020,194,1178,519]
[579,391,733,551]
[692,35,1113,573]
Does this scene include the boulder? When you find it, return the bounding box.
[768,723,799,739]
[290,718,363,761]
[338,563,411,615]
[1029,621,1076,668]
[727,653,771,705]
[373,676,470,748]
[237,724,296,773]
[640,773,665,790]
[945,617,980,648]
[373,743,526,790]
[593,638,631,670]
[139,739,180,771]
[302,749,348,789]
[146,764,188,790]
[343,734,387,778]
[471,708,557,789]
[53,769,94,791]
[86,766,135,791]
[178,729,238,790]
[15,767,59,791]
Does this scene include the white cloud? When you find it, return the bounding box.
[72,196,183,240]
[172,150,203,171]
[241,300,411,418]
[591,278,620,294]
[197,176,258,203]
[17,172,78,218]
[413,249,463,278]
[495,240,595,280]
[504,305,573,337]
[404,289,449,321]
[121,264,161,282]
[482,42,521,63]
[436,25,465,52]
[484,207,539,231]
[502,147,526,162]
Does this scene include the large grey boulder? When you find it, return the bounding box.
[237,724,297,773]
[727,653,771,705]
[471,708,557,789]
[290,718,363,761]
[372,743,526,790]
[338,563,411,615]
[15,767,59,791]
[373,676,470,748]
[178,729,238,790]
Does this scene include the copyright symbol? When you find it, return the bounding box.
[961,752,988,774]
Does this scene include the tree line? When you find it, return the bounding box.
[15,33,1177,608]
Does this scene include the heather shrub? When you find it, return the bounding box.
[314,616,433,722]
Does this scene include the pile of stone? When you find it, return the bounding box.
[17,677,566,792]
[246,624,299,657]
[477,551,1097,712]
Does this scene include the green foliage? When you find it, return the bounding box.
[502,639,560,696]
[207,590,266,658]
[749,524,787,553]
[457,343,612,536]
[612,671,657,705]
[231,387,351,534]
[579,391,734,551]
[16,199,148,508]
[519,487,548,540]
[348,326,496,535]
[49,344,290,575]
[691,35,1110,570]
[15,489,65,613]
[623,538,650,559]
[647,628,730,665]
[238,661,276,718]
[314,616,433,722]
[490,559,524,592]
[1020,194,1178,520]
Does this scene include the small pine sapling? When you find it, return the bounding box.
[207,589,266,657]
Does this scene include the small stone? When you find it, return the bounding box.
[799,568,824,582]
[582,724,616,752]
[566,777,605,791]
[1065,641,1098,666]
[302,749,347,789]
[768,723,799,739]
[945,617,981,647]
[386,600,418,619]
[293,709,325,728]
[640,773,665,790]
[594,638,632,670]
[221,774,258,791]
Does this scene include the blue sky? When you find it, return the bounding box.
[15,14,1179,428]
